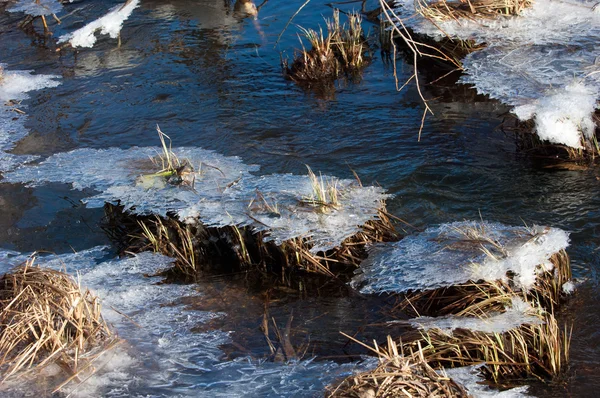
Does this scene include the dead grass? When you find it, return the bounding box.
[103,200,398,280]
[328,337,469,397]
[415,0,532,22]
[0,257,118,391]
[284,10,370,83]
[400,310,571,382]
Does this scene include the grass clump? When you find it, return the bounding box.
[0,257,117,389]
[401,310,571,382]
[328,337,469,397]
[300,165,341,213]
[415,0,532,22]
[284,10,370,84]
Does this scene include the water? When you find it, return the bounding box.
[1,0,599,396]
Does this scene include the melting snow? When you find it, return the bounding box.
[5,146,388,253]
[408,297,543,334]
[58,0,140,48]
[353,221,569,294]
[391,0,600,148]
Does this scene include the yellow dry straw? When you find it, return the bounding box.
[328,336,469,397]
[415,0,532,22]
[0,257,117,389]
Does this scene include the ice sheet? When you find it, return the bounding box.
[58,0,140,48]
[353,221,569,294]
[0,248,378,397]
[7,0,63,16]
[0,65,60,172]
[391,0,600,148]
[408,297,543,334]
[444,365,530,397]
[5,147,389,253]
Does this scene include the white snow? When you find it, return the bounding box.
[408,297,543,334]
[5,146,389,253]
[390,0,600,148]
[58,0,140,48]
[353,221,570,294]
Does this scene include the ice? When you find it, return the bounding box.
[0,248,378,397]
[444,365,530,397]
[58,0,140,48]
[5,147,389,253]
[353,221,569,294]
[0,65,60,172]
[0,67,61,103]
[408,297,543,334]
[391,0,600,148]
[7,0,63,17]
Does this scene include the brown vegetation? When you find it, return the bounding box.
[0,257,117,391]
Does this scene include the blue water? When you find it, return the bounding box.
[1,0,599,396]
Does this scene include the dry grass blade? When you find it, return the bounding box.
[415,0,532,22]
[328,337,469,397]
[0,257,117,388]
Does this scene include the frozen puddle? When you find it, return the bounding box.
[353,221,569,294]
[391,0,600,148]
[5,146,389,253]
[0,248,376,397]
[0,65,60,172]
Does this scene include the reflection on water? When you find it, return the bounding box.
[1,0,600,395]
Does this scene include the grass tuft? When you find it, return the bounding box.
[0,257,117,390]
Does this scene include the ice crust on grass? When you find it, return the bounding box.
[391,0,600,148]
[5,146,389,253]
[353,221,569,294]
[0,65,60,172]
[58,0,140,48]
[7,0,63,16]
[408,297,543,334]
[444,365,530,397]
[0,248,377,397]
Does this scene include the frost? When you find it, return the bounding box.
[444,365,530,397]
[58,0,140,48]
[0,67,61,103]
[7,0,63,17]
[0,248,378,397]
[5,146,388,253]
[408,297,543,334]
[353,221,569,294]
[391,0,600,148]
[0,65,60,172]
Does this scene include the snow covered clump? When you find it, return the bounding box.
[353,221,569,294]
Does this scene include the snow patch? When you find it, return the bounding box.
[58,0,140,48]
[7,0,63,17]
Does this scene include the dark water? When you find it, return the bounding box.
[1,0,599,396]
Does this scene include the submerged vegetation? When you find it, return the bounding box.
[283,10,370,85]
[0,257,117,391]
